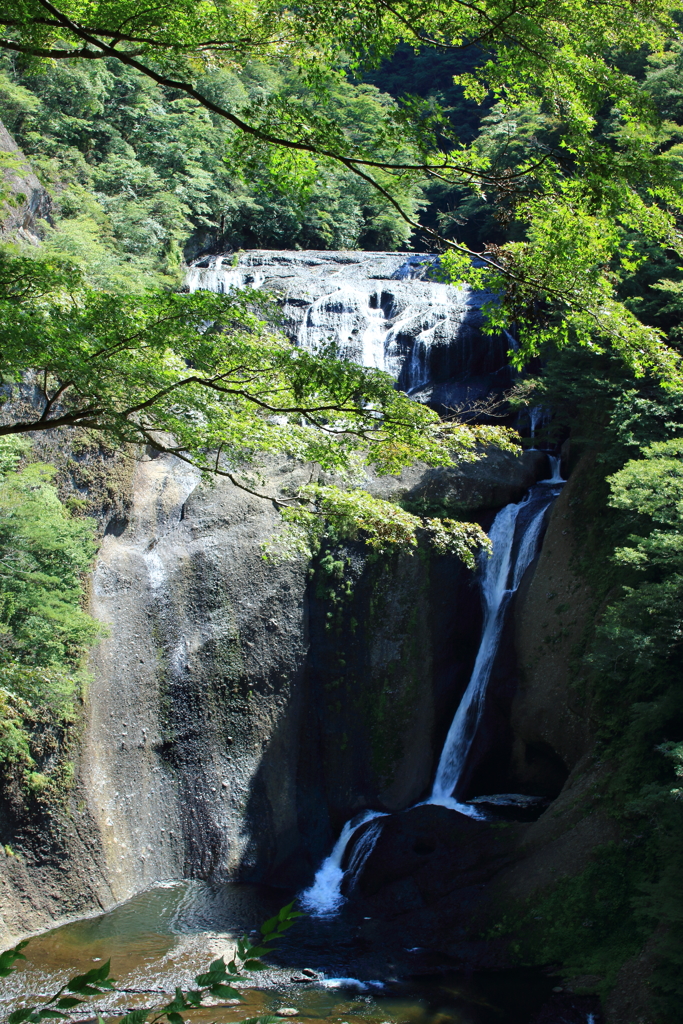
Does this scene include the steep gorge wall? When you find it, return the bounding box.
[0,443,547,942]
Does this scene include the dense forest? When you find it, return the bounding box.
[2,2,683,1022]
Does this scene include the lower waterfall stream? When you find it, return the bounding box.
[301,471,564,918]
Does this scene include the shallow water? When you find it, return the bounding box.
[1,881,595,1024]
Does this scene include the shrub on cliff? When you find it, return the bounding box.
[0,436,102,802]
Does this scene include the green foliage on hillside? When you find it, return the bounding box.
[0,56,421,290]
[491,339,683,1016]
[488,45,683,998]
[0,436,101,802]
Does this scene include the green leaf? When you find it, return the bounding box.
[208,984,241,998]
[277,902,295,921]
[194,973,215,987]
[0,941,29,978]
[55,997,82,1009]
[67,961,114,993]
[243,960,266,971]
[259,915,279,936]
[162,988,187,1013]
[36,1011,66,1020]
[166,1012,185,1024]
[118,1010,150,1024]
[8,1008,35,1024]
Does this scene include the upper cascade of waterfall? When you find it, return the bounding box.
[185,250,508,398]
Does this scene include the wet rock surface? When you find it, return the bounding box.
[0,432,551,944]
[511,457,596,787]
[366,449,550,516]
[348,804,524,965]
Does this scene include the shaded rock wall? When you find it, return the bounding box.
[511,456,596,783]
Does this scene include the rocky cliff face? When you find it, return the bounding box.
[0,120,51,243]
[0,440,550,942]
[83,445,552,897]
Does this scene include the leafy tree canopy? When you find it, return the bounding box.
[0,55,423,288]
[0,434,102,799]
[0,248,514,558]
[2,1,683,370]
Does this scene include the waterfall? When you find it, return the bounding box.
[543,455,565,485]
[300,476,564,915]
[528,405,552,449]
[183,250,500,386]
[406,337,429,392]
[430,485,557,806]
[529,406,543,440]
[299,810,387,916]
[344,819,385,890]
[186,255,266,294]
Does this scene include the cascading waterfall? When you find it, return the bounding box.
[543,455,564,484]
[185,248,562,916]
[429,484,559,808]
[299,810,387,916]
[186,254,265,293]
[184,250,495,386]
[344,819,386,890]
[301,467,565,915]
[528,406,551,448]
[529,406,543,441]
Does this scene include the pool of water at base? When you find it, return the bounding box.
[0,881,599,1024]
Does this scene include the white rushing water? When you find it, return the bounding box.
[430,488,556,806]
[184,250,494,385]
[543,455,565,485]
[299,810,387,917]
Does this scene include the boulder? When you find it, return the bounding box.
[350,803,524,964]
[366,448,550,515]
